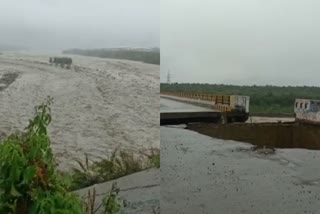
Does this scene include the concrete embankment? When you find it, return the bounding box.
[76,168,159,214]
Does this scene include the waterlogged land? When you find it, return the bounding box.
[0,52,159,170]
[161,126,320,214]
[160,98,320,214]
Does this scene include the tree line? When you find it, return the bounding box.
[63,48,160,65]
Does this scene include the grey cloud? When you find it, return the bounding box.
[0,0,159,51]
[161,0,320,86]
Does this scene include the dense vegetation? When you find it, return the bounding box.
[161,83,320,114]
[63,48,160,65]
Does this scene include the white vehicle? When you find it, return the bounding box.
[294,99,320,124]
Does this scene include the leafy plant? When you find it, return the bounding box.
[83,187,96,214]
[70,148,160,191]
[0,97,83,213]
[0,97,163,214]
[101,182,120,214]
[83,183,120,214]
[152,206,160,214]
[71,153,103,191]
[0,98,126,214]
[141,148,160,168]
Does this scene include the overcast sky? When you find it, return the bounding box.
[0,0,159,51]
[161,0,320,86]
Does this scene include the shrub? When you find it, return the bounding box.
[83,183,120,214]
[70,148,160,190]
[0,97,84,213]
[0,97,160,213]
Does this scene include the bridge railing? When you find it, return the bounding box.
[161,92,249,113]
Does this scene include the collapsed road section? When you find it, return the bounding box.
[187,122,320,150]
[161,96,320,150]
[161,94,320,213]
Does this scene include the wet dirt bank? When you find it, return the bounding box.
[188,122,320,150]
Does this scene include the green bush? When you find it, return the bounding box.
[0,97,159,213]
[70,148,160,190]
[0,97,83,213]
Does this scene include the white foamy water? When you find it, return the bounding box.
[0,52,159,170]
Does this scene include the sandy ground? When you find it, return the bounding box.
[0,52,159,170]
[161,126,320,214]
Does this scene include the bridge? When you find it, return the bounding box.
[160,92,250,125]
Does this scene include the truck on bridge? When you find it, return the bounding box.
[294,99,320,124]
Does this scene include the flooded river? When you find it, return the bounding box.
[0,52,160,170]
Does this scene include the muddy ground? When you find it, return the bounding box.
[0,52,159,170]
[161,126,320,214]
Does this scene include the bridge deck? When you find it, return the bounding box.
[161,94,216,109]
[160,97,248,125]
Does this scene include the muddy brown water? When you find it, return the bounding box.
[188,122,320,150]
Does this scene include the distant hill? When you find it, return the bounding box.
[63,47,160,65]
